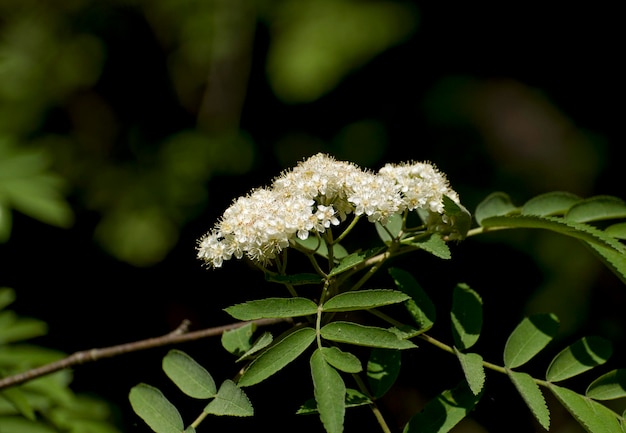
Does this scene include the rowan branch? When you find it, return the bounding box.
[0,317,290,390]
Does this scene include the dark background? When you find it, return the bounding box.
[1,2,624,432]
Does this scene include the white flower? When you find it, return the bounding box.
[197,153,461,268]
[378,161,459,214]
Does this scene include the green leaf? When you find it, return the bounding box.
[310,349,346,433]
[549,384,623,433]
[221,322,255,357]
[128,384,184,433]
[388,267,436,332]
[320,322,417,350]
[321,289,409,312]
[0,417,57,433]
[503,314,559,369]
[605,222,626,240]
[403,233,451,259]
[546,337,612,382]
[367,348,401,399]
[521,191,582,216]
[442,195,472,240]
[453,349,485,396]
[565,196,626,223]
[507,370,550,430]
[235,332,273,363]
[586,369,626,400]
[450,283,482,351]
[328,246,386,277]
[264,272,324,285]
[203,380,253,417]
[319,347,362,373]
[224,297,318,320]
[0,387,35,420]
[475,192,517,226]
[480,214,626,253]
[237,327,316,387]
[0,287,16,310]
[402,381,482,433]
[296,388,371,415]
[376,212,403,244]
[0,314,48,344]
[162,350,216,399]
[585,240,626,285]
[0,203,11,242]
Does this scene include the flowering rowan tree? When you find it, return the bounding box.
[123,153,626,433]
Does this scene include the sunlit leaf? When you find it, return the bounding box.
[321,289,409,312]
[221,322,255,357]
[310,349,346,433]
[128,384,183,433]
[203,380,253,417]
[402,381,481,433]
[388,267,436,332]
[296,388,371,414]
[503,314,559,369]
[162,350,216,399]
[403,233,451,259]
[565,196,626,223]
[454,349,485,396]
[475,192,517,226]
[605,222,626,240]
[550,384,623,433]
[320,322,417,350]
[521,191,582,216]
[224,297,318,320]
[367,348,401,399]
[507,370,550,430]
[450,283,482,350]
[319,347,362,373]
[586,369,626,400]
[546,337,612,382]
[237,327,316,387]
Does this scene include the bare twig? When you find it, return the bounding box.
[0,317,291,390]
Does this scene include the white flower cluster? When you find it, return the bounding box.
[197,153,459,268]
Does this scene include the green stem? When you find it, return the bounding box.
[332,214,361,245]
[351,374,392,433]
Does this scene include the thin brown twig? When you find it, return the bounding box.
[0,317,291,390]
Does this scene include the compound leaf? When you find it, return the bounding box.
[297,388,371,415]
[221,322,255,357]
